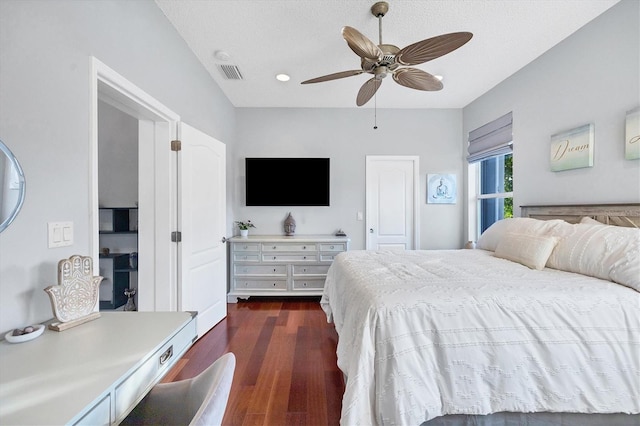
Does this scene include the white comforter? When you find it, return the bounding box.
[320,249,640,426]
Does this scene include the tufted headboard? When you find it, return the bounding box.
[520,203,640,228]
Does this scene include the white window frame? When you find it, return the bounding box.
[467,160,513,242]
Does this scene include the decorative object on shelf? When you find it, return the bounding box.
[123,288,137,311]
[335,229,347,237]
[4,324,45,343]
[550,123,594,171]
[129,252,138,269]
[464,241,476,249]
[625,107,640,160]
[235,220,255,237]
[284,212,296,236]
[44,255,103,331]
[427,174,457,204]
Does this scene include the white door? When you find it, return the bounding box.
[365,156,420,250]
[178,123,227,338]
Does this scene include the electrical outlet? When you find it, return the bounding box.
[357,211,363,221]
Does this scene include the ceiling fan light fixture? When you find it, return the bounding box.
[435,75,444,81]
[301,1,472,106]
[276,73,290,82]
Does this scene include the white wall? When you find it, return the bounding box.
[463,0,640,234]
[0,0,235,333]
[233,108,465,251]
[98,100,139,207]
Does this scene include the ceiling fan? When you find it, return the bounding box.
[301,1,473,106]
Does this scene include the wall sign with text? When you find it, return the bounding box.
[550,123,594,172]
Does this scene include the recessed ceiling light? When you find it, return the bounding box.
[276,73,290,82]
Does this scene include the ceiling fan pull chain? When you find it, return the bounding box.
[373,93,378,130]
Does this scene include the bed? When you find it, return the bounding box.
[320,204,640,425]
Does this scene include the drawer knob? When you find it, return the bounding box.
[273,282,277,287]
[303,246,307,249]
[303,256,307,259]
[273,268,276,272]
[159,345,173,365]
[273,256,277,260]
[273,246,276,249]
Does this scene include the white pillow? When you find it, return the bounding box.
[477,217,573,251]
[494,232,559,270]
[547,223,640,291]
[580,216,602,225]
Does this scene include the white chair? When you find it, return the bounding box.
[123,352,236,426]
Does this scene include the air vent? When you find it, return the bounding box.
[218,64,243,80]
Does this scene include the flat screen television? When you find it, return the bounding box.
[245,158,330,206]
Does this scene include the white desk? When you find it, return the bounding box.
[0,311,197,425]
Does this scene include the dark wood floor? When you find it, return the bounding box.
[162,297,345,426]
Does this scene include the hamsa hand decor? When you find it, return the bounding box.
[44,255,103,331]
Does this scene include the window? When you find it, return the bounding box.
[478,153,513,233]
[467,112,513,240]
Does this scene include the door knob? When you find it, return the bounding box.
[369,228,374,233]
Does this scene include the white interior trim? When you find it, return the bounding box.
[89,56,180,311]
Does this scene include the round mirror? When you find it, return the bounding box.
[0,140,26,233]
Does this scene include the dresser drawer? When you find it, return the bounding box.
[235,264,287,275]
[233,253,260,262]
[319,243,347,252]
[262,243,317,252]
[292,278,325,290]
[263,254,318,262]
[320,253,341,262]
[234,279,287,290]
[292,265,330,275]
[233,243,260,252]
[114,319,196,421]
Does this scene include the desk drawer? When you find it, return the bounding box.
[73,394,110,426]
[114,319,196,421]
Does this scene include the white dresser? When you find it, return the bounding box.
[0,311,196,425]
[228,235,349,302]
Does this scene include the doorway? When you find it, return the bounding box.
[97,101,139,310]
[365,155,420,250]
[90,57,180,312]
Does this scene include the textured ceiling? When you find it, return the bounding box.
[155,0,619,109]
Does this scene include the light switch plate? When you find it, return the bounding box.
[48,222,73,248]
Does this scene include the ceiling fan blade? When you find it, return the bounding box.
[395,32,473,66]
[301,70,364,84]
[342,26,382,61]
[356,77,382,106]
[393,68,443,91]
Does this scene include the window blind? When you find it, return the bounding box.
[467,112,513,163]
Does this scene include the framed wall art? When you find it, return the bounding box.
[427,173,456,204]
[625,107,640,160]
[550,123,594,172]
